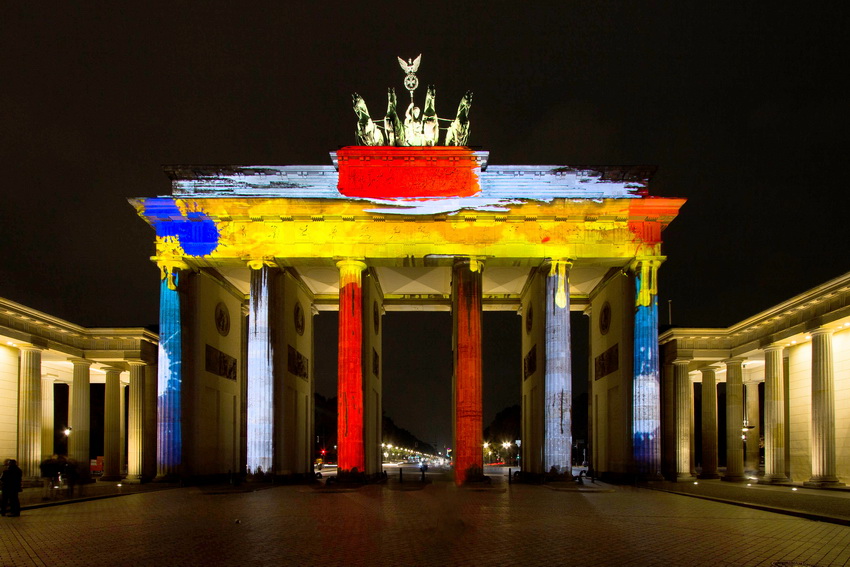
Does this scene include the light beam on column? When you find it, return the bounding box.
[544,260,572,473]
[632,257,663,478]
[453,257,484,485]
[337,259,367,472]
[157,268,183,479]
[247,262,275,475]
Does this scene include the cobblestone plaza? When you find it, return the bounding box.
[3,481,850,566]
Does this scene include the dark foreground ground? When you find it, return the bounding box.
[2,472,850,566]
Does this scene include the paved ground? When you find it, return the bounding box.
[2,473,850,566]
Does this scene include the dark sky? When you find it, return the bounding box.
[2,4,848,445]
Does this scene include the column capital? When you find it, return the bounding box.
[69,358,93,368]
[103,366,124,375]
[335,258,367,272]
[126,360,147,368]
[810,327,835,338]
[763,344,785,354]
[17,344,43,353]
[452,256,486,273]
[246,258,277,270]
[672,358,692,366]
[699,366,720,376]
[629,255,666,271]
[723,358,745,367]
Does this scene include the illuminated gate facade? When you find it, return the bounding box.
[131,147,683,484]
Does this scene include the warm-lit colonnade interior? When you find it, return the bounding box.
[0,297,158,481]
[661,271,850,485]
[131,148,685,484]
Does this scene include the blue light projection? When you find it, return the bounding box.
[544,261,572,473]
[145,198,220,256]
[632,263,661,475]
[157,273,182,475]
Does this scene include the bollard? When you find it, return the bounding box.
[421,468,425,483]
[508,468,512,485]
[399,467,403,483]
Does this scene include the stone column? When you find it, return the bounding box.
[337,259,367,473]
[157,267,185,480]
[143,363,158,481]
[761,345,789,483]
[69,359,92,470]
[18,347,43,479]
[698,367,719,479]
[127,362,145,483]
[744,381,761,472]
[247,262,276,475]
[544,260,572,473]
[631,257,663,478]
[41,373,55,461]
[452,257,484,485]
[690,378,697,476]
[806,328,843,486]
[102,367,122,480]
[723,359,746,482]
[120,383,127,475]
[674,360,695,481]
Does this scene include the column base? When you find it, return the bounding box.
[675,472,697,482]
[697,472,720,479]
[804,477,845,488]
[758,475,790,484]
[98,475,123,482]
[721,473,747,483]
[122,476,145,484]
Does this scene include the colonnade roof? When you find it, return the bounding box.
[660,270,850,369]
[0,297,158,369]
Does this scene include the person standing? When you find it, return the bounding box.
[1,459,23,517]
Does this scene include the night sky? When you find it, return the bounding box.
[2,5,847,447]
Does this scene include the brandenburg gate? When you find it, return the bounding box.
[130,59,684,484]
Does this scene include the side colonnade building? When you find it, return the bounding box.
[660,271,850,485]
[0,297,158,482]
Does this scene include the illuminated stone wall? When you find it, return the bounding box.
[361,270,384,475]
[0,345,18,460]
[589,271,634,476]
[520,269,545,473]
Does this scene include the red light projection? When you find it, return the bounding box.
[336,146,482,199]
[627,198,683,247]
[453,259,483,485]
[337,260,366,472]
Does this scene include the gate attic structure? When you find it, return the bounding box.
[130,147,684,483]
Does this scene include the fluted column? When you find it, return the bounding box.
[452,257,484,485]
[120,383,127,475]
[69,359,92,469]
[127,362,145,482]
[762,345,789,483]
[247,261,276,475]
[698,367,719,479]
[18,347,43,479]
[744,381,761,472]
[631,257,664,478]
[41,373,55,460]
[102,367,122,480]
[806,328,843,486]
[723,359,746,481]
[337,259,367,473]
[544,260,572,473]
[674,360,695,481]
[157,266,185,480]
